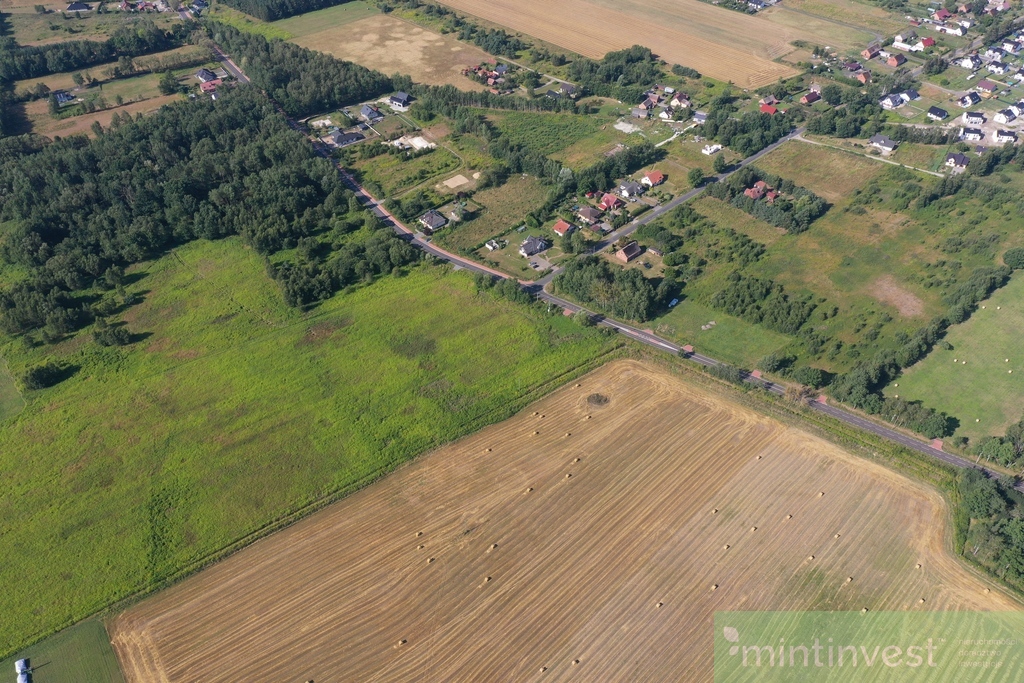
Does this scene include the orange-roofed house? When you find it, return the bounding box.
[642,170,665,187]
[552,219,575,237]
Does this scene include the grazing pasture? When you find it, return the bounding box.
[292,14,490,89]
[0,238,616,656]
[888,274,1024,442]
[435,0,806,87]
[111,360,1014,682]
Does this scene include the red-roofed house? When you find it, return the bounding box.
[745,184,766,200]
[801,91,821,104]
[642,170,665,187]
[921,37,935,47]
[200,79,222,93]
[760,104,779,115]
[599,193,624,211]
[935,8,952,20]
[977,79,998,94]
[856,71,872,84]
[552,219,575,237]
[887,54,907,67]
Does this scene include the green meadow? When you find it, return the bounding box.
[0,237,618,656]
[0,621,123,683]
[887,273,1024,442]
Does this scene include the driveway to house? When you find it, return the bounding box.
[212,43,1010,489]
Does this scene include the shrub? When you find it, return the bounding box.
[20,361,65,390]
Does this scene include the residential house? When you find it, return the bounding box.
[658,107,675,120]
[519,236,549,258]
[388,92,412,109]
[957,19,973,29]
[560,83,577,97]
[494,64,509,75]
[360,104,384,123]
[945,152,970,171]
[995,129,1018,143]
[199,80,221,93]
[702,143,723,155]
[631,107,650,119]
[1014,68,1024,82]
[960,55,983,70]
[976,79,998,94]
[960,127,984,141]
[195,68,217,83]
[1010,102,1024,117]
[894,30,917,44]
[988,61,1010,75]
[902,89,920,101]
[921,37,936,48]
[869,134,899,152]
[552,219,575,237]
[856,71,872,85]
[936,23,965,36]
[887,54,907,67]
[959,92,982,107]
[620,181,644,198]
[843,61,863,71]
[599,193,624,211]
[809,83,822,94]
[485,239,501,251]
[927,106,949,121]
[759,95,780,106]
[962,111,986,125]
[1003,39,1021,54]
[577,206,603,224]
[328,130,365,147]
[670,93,690,108]
[53,90,76,105]
[638,97,658,110]
[880,94,905,110]
[744,180,769,199]
[801,91,821,104]
[642,170,665,187]
[615,241,643,263]
[418,210,447,235]
[66,1,92,10]
[544,89,564,100]
[760,104,779,115]
[984,46,1006,60]
[692,111,708,124]
[861,43,881,59]
[995,109,1017,124]
[748,0,765,9]
[934,7,952,20]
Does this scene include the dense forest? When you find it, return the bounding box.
[0,20,186,81]
[206,23,396,118]
[568,46,662,103]
[219,0,357,21]
[553,255,675,322]
[703,97,794,156]
[703,166,828,233]
[0,87,414,340]
[957,468,1024,592]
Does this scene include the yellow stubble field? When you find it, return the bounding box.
[110,360,1015,682]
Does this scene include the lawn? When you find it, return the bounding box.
[549,125,641,171]
[435,175,551,252]
[0,621,123,683]
[891,142,950,173]
[0,237,618,656]
[692,195,784,246]
[352,147,461,197]
[489,110,602,156]
[887,273,1024,442]
[754,139,884,202]
[0,356,24,422]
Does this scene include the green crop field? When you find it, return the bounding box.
[887,273,1024,442]
[0,621,123,683]
[489,111,602,156]
[274,1,379,38]
[0,237,618,656]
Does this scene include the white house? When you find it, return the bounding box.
[984,47,1006,60]
[869,134,898,153]
[1014,68,1024,82]
[959,92,982,108]
[702,143,723,155]
[995,109,1016,124]
[961,127,984,141]
[988,61,1010,75]
[960,55,983,70]
[946,152,970,171]
[995,129,1018,143]
[963,111,986,125]
[658,107,674,120]
[880,94,905,110]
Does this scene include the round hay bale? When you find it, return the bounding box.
[397,639,407,646]
[711,584,718,591]
[976,419,980,422]
[485,448,492,453]
[916,563,922,569]
[416,531,423,537]
[985,588,991,593]
[427,557,435,564]
[540,414,545,419]
[533,430,540,435]
[484,576,491,582]
[786,514,793,520]
[572,659,580,666]
[998,306,1001,310]
[818,491,825,497]
[756,455,762,460]
[575,383,581,388]
[656,601,663,608]
[750,526,757,532]
[490,543,498,550]
[565,432,572,437]
[1010,370,1013,374]
[586,415,592,420]
[525,487,533,493]
[894,383,899,387]
[573,457,580,462]
[565,473,572,479]
[861,608,869,613]
[540,666,547,672]
[712,508,719,514]
[808,555,815,561]
[847,577,853,583]
[533,412,539,416]
[417,544,424,550]
[723,544,730,549]
[834,533,841,539]
[962,360,967,364]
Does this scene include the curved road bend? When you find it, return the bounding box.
[213,44,1005,485]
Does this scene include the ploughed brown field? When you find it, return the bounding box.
[110,361,1015,682]
[434,0,809,87]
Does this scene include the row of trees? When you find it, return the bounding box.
[710,271,816,335]
[703,166,828,233]
[0,87,373,338]
[553,255,676,322]
[219,0,356,21]
[702,102,794,157]
[956,469,1024,590]
[567,45,662,103]
[0,20,185,81]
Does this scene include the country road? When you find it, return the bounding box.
[213,44,1012,488]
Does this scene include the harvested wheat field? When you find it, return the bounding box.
[110,360,1015,682]
[436,0,807,87]
[293,15,488,90]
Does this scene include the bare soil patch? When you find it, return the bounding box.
[870,274,925,317]
[293,14,489,90]
[111,361,1013,682]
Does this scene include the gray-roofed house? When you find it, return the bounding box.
[960,127,984,141]
[328,130,365,147]
[619,181,644,198]
[494,64,509,75]
[195,68,217,83]
[693,111,708,124]
[388,92,412,108]
[560,83,577,97]
[577,206,604,224]
[360,104,384,122]
[995,129,1018,144]
[962,111,985,125]
[66,1,92,10]
[418,209,447,234]
[519,235,549,258]
[868,134,898,153]
[945,152,970,172]
[927,106,948,121]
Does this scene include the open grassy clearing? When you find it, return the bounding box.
[0,237,617,656]
[435,175,550,252]
[291,14,489,90]
[111,360,1016,682]
[755,139,885,203]
[352,148,461,197]
[17,79,179,137]
[0,357,24,422]
[692,195,784,246]
[436,0,803,87]
[769,0,906,35]
[889,274,1024,442]
[205,4,293,40]
[489,111,602,156]
[273,0,379,37]
[0,621,123,683]
[9,11,179,45]
[548,125,640,171]
[653,298,793,367]
[891,142,951,173]
[759,4,876,49]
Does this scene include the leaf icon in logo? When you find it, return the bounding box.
[723,626,739,643]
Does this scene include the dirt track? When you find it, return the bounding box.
[111,361,1016,682]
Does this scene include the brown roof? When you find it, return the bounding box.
[615,241,643,262]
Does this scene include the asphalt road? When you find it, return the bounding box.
[214,43,1011,488]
